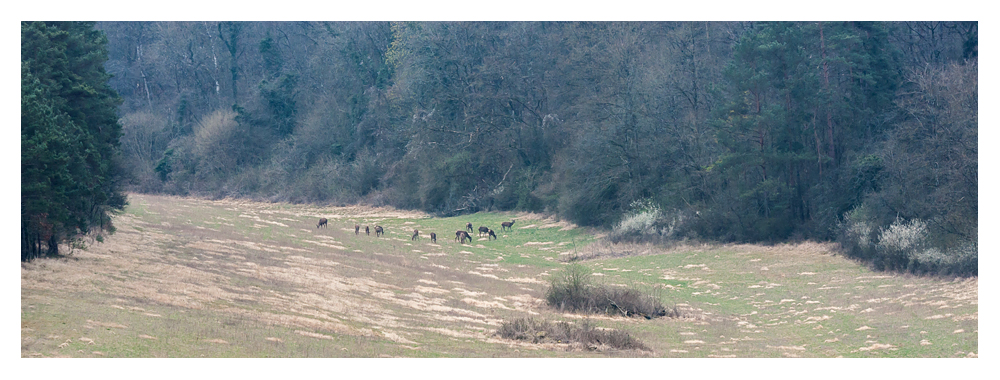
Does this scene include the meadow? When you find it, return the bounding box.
[21,193,977,358]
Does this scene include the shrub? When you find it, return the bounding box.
[545,264,671,319]
[545,264,594,312]
[874,217,928,271]
[608,199,690,244]
[495,317,650,351]
[838,209,978,276]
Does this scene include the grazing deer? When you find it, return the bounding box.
[455,230,472,243]
[317,218,328,228]
[365,226,370,236]
[355,224,360,235]
[430,232,437,243]
[375,225,384,237]
[466,223,474,233]
[478,226,490,237]
[501,219,515,231]
[411,229,419,241]
[488,229,497,241]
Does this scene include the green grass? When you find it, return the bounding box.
[21,194,977,358]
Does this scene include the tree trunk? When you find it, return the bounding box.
[819,22,836,163]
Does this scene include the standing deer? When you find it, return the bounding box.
[375,225,384,237]
[488,229,497,240]
[501,219,515,231]
[317,218,328,228]
[478,226,490,237]
[411,229,420,241]
[355,224,360,235]
[466,223,474,233]
[430,232,437,243]
[365,226,370,236]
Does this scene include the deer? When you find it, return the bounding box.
[355,224,360,235]
[455,230,472,244]
[501,219,515,231]
[365,226,370,236]
[375,225,384,237]
[488,229,497,241]
[430,232,437,243]
[478,226,490,237]
[411,229,419,241]
[317,218,328,228]
[466,223,474,233]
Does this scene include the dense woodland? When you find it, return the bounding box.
[23,21,976,275]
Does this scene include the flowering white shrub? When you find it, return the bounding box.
[845,214,874,247]
[876,218,928,254]
[609,199,690,243]
[614,206,661,237]
[839,206,976,276]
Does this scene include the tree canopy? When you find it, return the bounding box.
[22,21,127,261]
[91,21,975,275]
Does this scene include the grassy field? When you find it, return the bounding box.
[21,193,977,358]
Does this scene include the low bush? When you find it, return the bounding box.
[608,200,691,244]
[495,317,649,351]
[838,206,977,276]
[545,264,674,319]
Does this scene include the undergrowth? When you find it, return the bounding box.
[545,264,677,319]
[494,317,650,352]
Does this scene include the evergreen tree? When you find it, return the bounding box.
[701,22,901,241]
[21,21,127,261]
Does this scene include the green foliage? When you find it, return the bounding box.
[21,21,127,261]
[93,21,975,276]
[154,149,174,182]
[696,21,904,242]
[259,73,298,137]
[836,60,977,276]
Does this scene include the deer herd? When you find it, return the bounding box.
[329,218,515,245]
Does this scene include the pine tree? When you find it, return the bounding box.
[703,22,901,241]
[21,21,127,261]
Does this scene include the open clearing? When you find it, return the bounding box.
[21,193,977,357]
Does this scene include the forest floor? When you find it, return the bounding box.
[21,193,977,358]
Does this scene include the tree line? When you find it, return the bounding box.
[23,21,975,275]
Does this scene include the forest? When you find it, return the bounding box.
[23,21,977,276]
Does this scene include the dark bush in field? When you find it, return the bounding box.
[545,264,674,319]
[495,317,649,351]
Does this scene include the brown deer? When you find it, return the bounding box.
[430,232,437,243]
[355,224,360,235]
[317,218,328,228]
[466,223,474,233]
[488,229,497,240]
[501,219,515,231]
[365,226,370,236]
[478,226,490,237]
[455,230,472,244]
[411,229,420,241]
[375,225,384,237]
